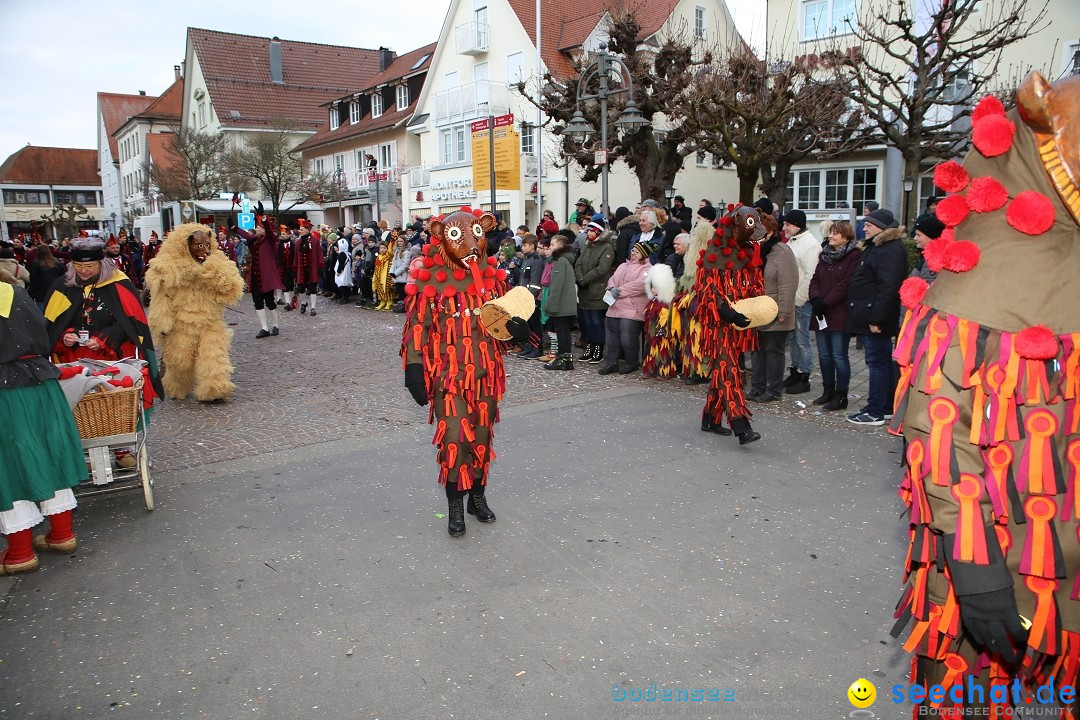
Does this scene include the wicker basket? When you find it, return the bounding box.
[72,381,143,439]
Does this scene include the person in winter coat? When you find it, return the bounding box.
[390,237,419,306]
[542,233,578,370]
[748,215,798,403]
[573,221,616,364]
[806,220,861,411]
[0,247,30,288]
[234,214,284,338]
[516,235,546,358]
[612,206,638,265]
[845,208,908,425]
[598,240,653,375]
[292,223,324,316]
[779,209,821,395]
[26,245,65,310]
[909,213,946,285]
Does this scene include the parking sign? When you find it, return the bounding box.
[238,213,255,230]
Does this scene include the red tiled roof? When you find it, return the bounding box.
[294,43,437,153]
[188,27,386,130]
[507,0,681,77]
[136,77,185,122]
[98,92,157,160]
[0,146,101,186]
[146,133,179,176]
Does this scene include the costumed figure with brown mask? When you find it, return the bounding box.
[233,203,284,338]
[890,72,1080,716]
[292,219,324,316]
[693,205,769,445]
[400,207,530,537]
[144,223,244,402]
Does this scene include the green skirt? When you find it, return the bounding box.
[0,379,87,511]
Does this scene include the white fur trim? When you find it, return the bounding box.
[0,501,44,535]
[40,489,77,516]
[645,264,676,305]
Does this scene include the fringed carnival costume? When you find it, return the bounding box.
[694,205,766,445]
[891,72,1080,716]
[642,262,678,379]
[674,220,715,383]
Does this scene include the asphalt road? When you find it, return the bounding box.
[1,299,912,719]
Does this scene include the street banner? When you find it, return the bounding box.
[472,114,521,192]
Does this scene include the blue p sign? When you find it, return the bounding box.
[238,212,255,230]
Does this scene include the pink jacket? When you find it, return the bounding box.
[605,257,652,320]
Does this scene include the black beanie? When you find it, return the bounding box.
[782,209,807,232]
[697,205,717,222]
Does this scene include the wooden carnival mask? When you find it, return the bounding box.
[728,206,767,247]
[429,209,496,268]
[1018,71,1080,223]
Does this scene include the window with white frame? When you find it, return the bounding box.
[696,150,707,166]
[784,164,878,211]
[802,0,856,41]
[378,142,396,169]
[371,93,384,118]
[334,154,345,172]
[520,124,535,155]
[475,5,489,48]
[439,124,469,165]
[329,106,340,131]
[350,100,361,124]
[198,102,207,127]
[355,149,367,170]
[1066,41,1080,76]
[506,51,524,85]
[314,158,325,175]
[396,85,409,111]
[694,6,706,39]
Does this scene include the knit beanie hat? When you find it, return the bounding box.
[914,214,946,239]
[782,209,807,232]
[633,240,656,259]
[697,205,717,222]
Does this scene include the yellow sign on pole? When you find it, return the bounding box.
[472,114,521,192]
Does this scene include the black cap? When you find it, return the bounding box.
[864,208,899,231]
[697,205,717,222]
[914,214,945,239]
[782,209,807,232]
[753,197,773,214]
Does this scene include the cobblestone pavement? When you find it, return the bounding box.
[147,295,880,473]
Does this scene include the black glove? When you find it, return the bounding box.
[506,317,529,343]
[957,587,1028,665]
[718,303,751,328]
[404,363,429,406]
[810,297,828,318]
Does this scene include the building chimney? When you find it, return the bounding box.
[138,90,146,96]
[174,64,182,81]
[269,37,284,84]
[379,46,394,72]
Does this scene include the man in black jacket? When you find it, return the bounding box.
[670,195,692,226]
[845,208,907,425]
[516,235,545,358]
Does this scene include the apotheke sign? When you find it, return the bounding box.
[430,178,477,202]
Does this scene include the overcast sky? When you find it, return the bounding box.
[0,0,762,157]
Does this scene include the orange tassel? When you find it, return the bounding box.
[1066,439,1080,521]
[433,419,447,446]
[926,398,959,487]
[983,443,1014,521]
[1018,410,1058,495]
[458,464,473,491]
[952,474,989,563]
[444,442,458,470]
[444,394,454,418]
[937,653,969,706]
[1025,576,1059,655]
[957,319,978,388]
[1020,496,1058,579]
[412,324,424,351]
[461,418,476,442]
[906,440,930,524]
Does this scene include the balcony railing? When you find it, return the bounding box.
[430,81,510,125]
[455,21,489,55]
[409,166,430,188]
[340,166,401,193]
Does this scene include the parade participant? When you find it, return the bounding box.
[278,225,296,310]
[143,231,162,269]
[673,219,713,385]
[234,206,284,338]
[891,72,1080,714]
[0,281,86,574]
[216,227,237,264]
[0,246,30,288]
[373,238,395,310]
[292,221,323,316]
[400,207,527,537]
[144,223,244,402]
[694,205,766,445]
[104,234,132,280]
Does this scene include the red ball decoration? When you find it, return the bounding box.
[422,244,433,256]
[736,250,747,260]
[719,216,732,226]
[712,238,723,247]
[725,261,734,269]
[483,266,496,278]
[696,259,704,267]
[1015,324,1058,360]
[699,249,706,257]
[721,247,732,256]
[706,253,718,263]
[418,269,432,282]
[933,161,969,194]
[495,269,507,281]
[443,285,457,296]
[405,283,419,296]
[423,256,435,268]
[940,227,955,243]
[935,194,970,227]
[922,236,952,272]
[899,276,929,309]
[453,269,467,281]
[487,256,498,266]
[1005,190,1055,236]
[459,205,473,213]
[971,95,1006,123]
[972,114,1016,158]
[484,278,496,291]
[433,255,445,266]
[472,208,484,218]
[435,270,448,282]
[409,268,419,279]
[422,284,436,298]
[943,240,981,273]
[727,203,735,212]
[966,176,1008,213]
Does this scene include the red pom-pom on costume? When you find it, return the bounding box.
[435,270,448,282]
[712,238,723,247]
[405,283,419,296]
[707,253,718,263]
[1015,325,1058,360]
[459,205,473,213]
[472,209,484,218]
[496,269,507,281]
[934,161,969,193]
[444,285,457,296]
[696,259,704,267]
[483,266,495,278]
[725,261,734,269]
[487,256,497,266]
[940,227,955,243]
[423,256,435,268]
[943,240,981,273]
[409,268,419,279]
[972,115,1016,158]
[433,255,445,266]
[721,247,732,256]
[737,250,747,260]
[971,95,1006,122]
[727,203,735,211]
[719,216,732,226]
[936,194,970,227]
[923,236,952,272]
[453,269,467,281]
[423,285,437,298]
[699,249,706,257]
[900,277,929,309]
[484,279,496,291]
[419,269,433,282]
[1006,191,1056,235]
[966,176,1009,213]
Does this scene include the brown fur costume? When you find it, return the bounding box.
[144,223,244,402]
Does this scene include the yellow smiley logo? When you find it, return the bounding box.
[847,678,876,708]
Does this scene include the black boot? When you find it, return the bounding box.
[812,384,835,405]
[446,492,466,537]
[577,343,594,361]
[544,354,573,371]
[785,371,810,395]
[824,392,848,411]
[700,409,733,436]
[731,416,761,446]
[589,344,605,364]
[782,366,800,387]
[519,343,540,359]
[467,488,496,523]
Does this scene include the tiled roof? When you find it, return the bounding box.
[294,43,437,153]
[506,0,681,77]
[135,77,185,122]
[188,27,386,130]
[98,92,157,160]
[0,146,101,186]
[146,133,179,176]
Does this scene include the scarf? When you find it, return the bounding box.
[820,239,856,264]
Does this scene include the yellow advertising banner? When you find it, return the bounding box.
[472,114,520,192]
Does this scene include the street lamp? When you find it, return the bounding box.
[664,186,676,208]
[903,172,914,227]
[563,43,650,221]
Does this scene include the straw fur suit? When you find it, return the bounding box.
[144,223,244,402]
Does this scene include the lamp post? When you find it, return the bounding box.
[563,43,649,223]
[335,167,345,226]
[664,185,676,212]
[902,172,914,228]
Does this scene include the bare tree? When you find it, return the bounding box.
[677,47,868,205]
[148,127,233,202]
[225,118,309,219]
[824,0,1049,218]
[518,14,710,202]
[296,169,348,207]
[39,203,89,240]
